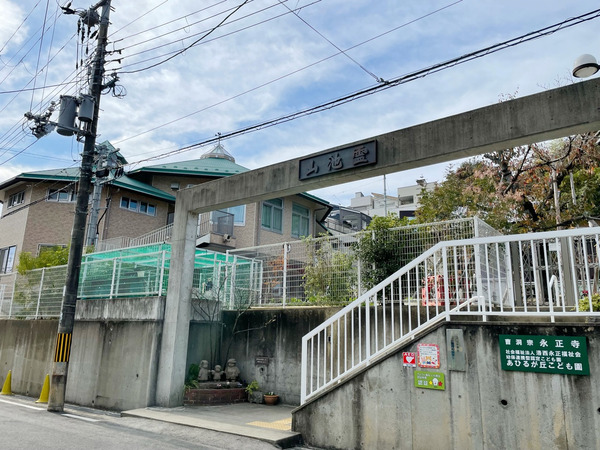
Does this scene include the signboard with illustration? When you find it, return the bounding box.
[417,343,440,369]
[414,371,445,390]
[499,335,589,375]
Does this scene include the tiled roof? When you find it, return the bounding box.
[129,156,249,177]
[0,168,175,202]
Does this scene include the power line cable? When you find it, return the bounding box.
[116,0,308,71]
[112,0,236,49]
[125,8,600,166]
[0,6,65,87]
[118,0,251,75]
[109,0,171,37]
[29,0,52,111]
[0,139,38,165]
[275,0,384,82]
[36,2,61,114]
[0,0,43,56]
[114,0,476,145]
[110,0,226,42]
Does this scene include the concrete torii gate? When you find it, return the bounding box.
[156,78,600,406]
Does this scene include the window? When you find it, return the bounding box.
[399,195,415,205]
[262,198,283,232]
[292,203,310,238]
[120,197,156,216]
[47,188,75,203]
[224,205,246,225]
[8,191,24,208]
[38,244,67,256]
[0,246,16,274]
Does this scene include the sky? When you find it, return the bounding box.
[0,0,599,212]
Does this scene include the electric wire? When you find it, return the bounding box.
[0,0,43,57]
[117,0,251,74]
[29,0,52,111]
[112,0,240,49]
[115,0,312,70]
[36,2,61,114]
[275,0,383,82]
[125,8,600,166]
[109,0,171,37]
[0,6,65,88]
[0,50,88,151]
[113,0,478,145]
[110,0,226,42]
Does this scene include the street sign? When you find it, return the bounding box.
[499,334,589,375]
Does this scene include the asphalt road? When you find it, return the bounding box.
[0,396,280,449]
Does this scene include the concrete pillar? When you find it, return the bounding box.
[155,198,197,407]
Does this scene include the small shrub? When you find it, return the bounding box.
[245,380,260,395]
[186,363,199,383]
[578,293,600,312]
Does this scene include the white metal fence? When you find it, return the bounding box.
[0,267,66,319]
[300,227,600,404]
[228,217,499,305]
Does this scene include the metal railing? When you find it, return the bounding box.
[229,217,498,305]
[198,210,234,238]
[0,268,65,319]
[78,250,169,299]
[0,245,261,318]
[95,211,234,252]
[300,227,600,404]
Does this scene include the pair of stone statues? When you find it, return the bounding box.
[197,358,240,382]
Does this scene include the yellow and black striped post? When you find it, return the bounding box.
[53,333,72,363]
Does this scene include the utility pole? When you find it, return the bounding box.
[48,0,112,412]
[86,143,109,247]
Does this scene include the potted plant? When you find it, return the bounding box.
[263,391,279,405]
[245,380,263,403]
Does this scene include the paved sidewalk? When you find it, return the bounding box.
[122,403,302,448]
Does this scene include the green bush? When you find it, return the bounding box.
[578,293,600,312]
[303,236,356,304]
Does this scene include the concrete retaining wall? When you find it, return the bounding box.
[65,297,165,410]
[217,307,340,405]
[1,302,339,410]
[0,319,57,397]
[293,322,600,450]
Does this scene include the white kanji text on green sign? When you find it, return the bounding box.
[499,335,589,375]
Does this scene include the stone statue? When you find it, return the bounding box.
[225,358,240,381]
[197,360,210,382]
[213,364,223,381]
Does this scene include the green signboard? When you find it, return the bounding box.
[414,371,445,390]
[499,335,589,375]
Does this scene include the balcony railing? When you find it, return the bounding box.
[96,210,234,252]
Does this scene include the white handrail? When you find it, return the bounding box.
[300,227,600,404]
